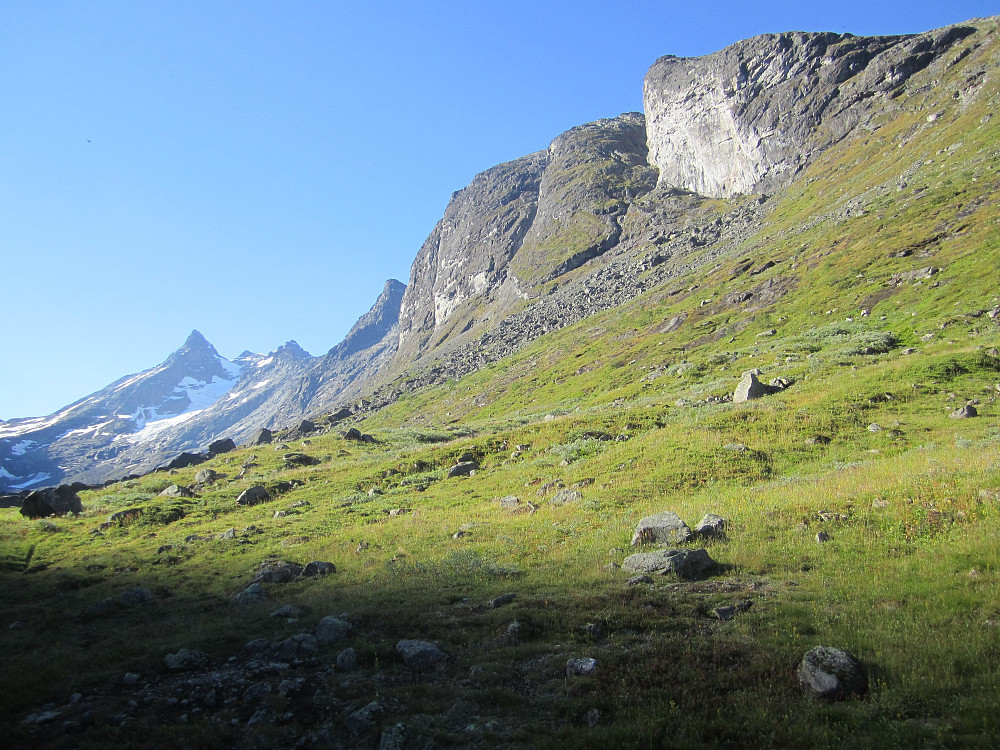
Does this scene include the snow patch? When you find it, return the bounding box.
[11,440,37,456]
[9,472,51,490]
[255,357,274,368]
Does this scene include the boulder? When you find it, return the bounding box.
[159,484,196,498]
[273,632,318,661]
[342,427,363,441]
[949,404,978,419]
[108,508,143,525]
[448,461,479,478]
[694,513,727,538]
[622,548,716,578]
[251,428,273,445]
[336,647,359,671]
[733,370,776,403]
[194,468,218,484]
[797,646,866,700]
[395,639,447,669]
[19,486,83,519]
[207,438,237,455]
[316,616,352,646]
[630,511,693,545]
[283,452,320,467]
[550,489,583,505]
[294,419,316,436]
[232,583,269,607]
[253,562,304,584]
[326,407,352,423]
[345,700,384,737]
[119,585,155,606]
[302,561,337,577]
[164,648,209,671]
[164,452,206,470]
[236,485,270,506]
[566,657,598,677]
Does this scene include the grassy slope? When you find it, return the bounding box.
[3,21,1000,750]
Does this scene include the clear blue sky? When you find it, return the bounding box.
[1,1,994,419]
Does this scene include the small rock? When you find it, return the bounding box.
[626,574,654,586]
[316,616,352,647]
[566,657,598,677]
[336,647,359,671]
[194,469,217,484]
[631,511,693,545]
[498,496,521,510]
[236,485,270,506]
[805,434,831,445]
[798,646,866,700]
[302,561,337,577]
[586,708,602,727]
[816,531,831,543]
[254,562,304,584]
[159,484,196,498]
[448,461,479,478]
[949,405,978,419]
[164,649,209,671]
[550,489,583,505]
[693,513,726,538]
[269,605,302,619]
[396,639,447,669]
[345,700,384,737]
[622,548,716,578]
[119,585,155,606]
[490,593,516,609]
[380,723,407,750]
[233,583,269,607]
[867,423,882,432]
[712,601,753,621]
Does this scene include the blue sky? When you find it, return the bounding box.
[1,1,995,419]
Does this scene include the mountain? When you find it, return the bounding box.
[0,280,406,490]
[2,17,994,492]
[6,16,1000,749]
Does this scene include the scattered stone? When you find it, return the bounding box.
[950,404,978,419]
[733,370,777,403]
[712,601,753,621]
[207,438,237,455]
[336,647,359,671]
[269,605,302,619]
[194,468,218,484]
[119,586,155,606]
[252,428,273,445]
[566,657,598,677]
[723,443,748,452]
[108,508,143,525]
[217,528,238,540]
[806,434,831,445]
[490,593,516,609]
[236,485,270,506]
[693,513,726,539]
[232,583,269,607]
[380,723,407,750]
[164,649,209,671]
[622,548,716,578]
[121,672,141,686]
[867,423,882,432]
[586,708,602,727]
[254,562,304,584]
[550,489,583,505]
[816,531,831,543]
[798,646,866,700]
[273,632,318,661]
[626,574,654,586]
[302,561,336,577]
[165,452,207,470]
[342,427,363,441]
[293,419,316,436]
[395,639,447,669]
[284,452,320,467]
[581,623,604,640]
[631,511,693,545]
[601,562,620,573]
[498,496,521,510]
[345,700,384,737]
[159,484,196,498]
[316,616,352,647]
[448,461,479,478]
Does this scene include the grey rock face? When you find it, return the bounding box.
[950,404,978,418]
[644,26,974,198]
[159,484,195,498]
[798,646,866,699]
[251,428,273,445]
[631,511,693,545]
[207,438,236,455]
[316,616,352,647]
[622,548,716,578]
[447,461,479,478]
[19,486,82,518]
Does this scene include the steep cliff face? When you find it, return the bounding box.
[394,112,658,365]
[395,152,547,362]
[644,24,975,198]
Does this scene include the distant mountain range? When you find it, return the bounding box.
[1,17,992,492]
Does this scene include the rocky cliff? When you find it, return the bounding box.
[643,25,976,197]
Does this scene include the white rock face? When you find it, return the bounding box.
[643,27,975,198]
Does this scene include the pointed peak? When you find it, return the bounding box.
[275,340,311,359]
[185,329,209,347]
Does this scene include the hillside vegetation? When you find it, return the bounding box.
[3,18,1000,750]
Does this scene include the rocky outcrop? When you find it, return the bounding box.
[644,25,975,198]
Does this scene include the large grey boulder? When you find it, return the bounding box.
[207,438,237,455]
[622,548,716,578]
[159,484,196,498]
[236,485,270,506]
[797,646,866,700]
[733,371,775,403]
[631,511,693,545]
[448,461,479,478]
[316,616,352,647]
[251,428,273,445]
